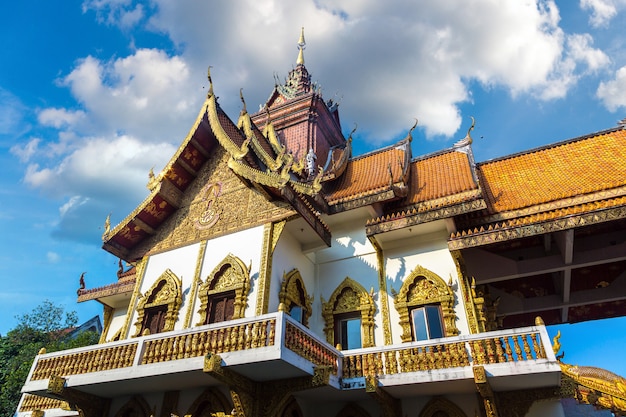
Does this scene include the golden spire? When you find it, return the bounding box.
[296,27,306,65]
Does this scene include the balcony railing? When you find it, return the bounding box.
[341,327,549,379]
[22,312,557,397]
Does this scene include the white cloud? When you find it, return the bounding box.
[19,0,618,241]
[59,196,89,217]
[82,0,144,29]
[137,0,604,138]
[59,49,199,142]
[10,138,41,163]
[38,108,86,129]
[597,65,626,111]
[24,134,176,200]
[47,252,61,263]
[581,0,617,26]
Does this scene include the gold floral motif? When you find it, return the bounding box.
[321,277,376,348]
[145,200,169,221]
[195,182,223,230]
[132,269,183,337]
[394,265,459,342]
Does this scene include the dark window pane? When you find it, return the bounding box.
[426,306,444,339]
[207,290,236,324]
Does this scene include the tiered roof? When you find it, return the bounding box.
[91,32,626,312]
[449,126,626,249]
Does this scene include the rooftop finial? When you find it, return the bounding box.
[296,27,306,65]
[207,66,214,97]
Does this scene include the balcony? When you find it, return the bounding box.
[21,312,560,400]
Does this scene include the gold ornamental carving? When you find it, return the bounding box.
[195,182,223,230]
[394,265,459,342]
[130,147,295,260]
[321,277,376,348]
[132,269,183,337]
[185,388,232,417]
[278,269,313,325]
[196,254,250,325]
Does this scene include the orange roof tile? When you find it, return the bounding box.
[478,128,626,213]
[404,150,477,205]
[325,147,406,204]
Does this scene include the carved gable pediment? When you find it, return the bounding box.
[130,147,295,258]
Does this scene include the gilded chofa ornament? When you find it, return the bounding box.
[132,269,183,337]
[394,265,459,342]
[321,277,376,348]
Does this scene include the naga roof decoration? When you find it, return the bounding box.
[554,332,626,414]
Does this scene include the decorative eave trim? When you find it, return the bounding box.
[102,99,212,255]
[479,184,626,224]
[77,279,136,303]
[366,196,486,236]
[448,199,626,250]
[329,189,397,214]
[281,184,331,247]
[367,189,484,226]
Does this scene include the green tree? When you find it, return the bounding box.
[0,300,99,416]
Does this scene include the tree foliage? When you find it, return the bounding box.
[0,300,99,416]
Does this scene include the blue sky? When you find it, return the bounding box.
[1,0,626,375]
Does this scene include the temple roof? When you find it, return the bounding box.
[479,126,626,213]
[449,125,626,248]
[325,138,411,206]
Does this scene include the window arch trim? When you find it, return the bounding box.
[394,265,459,342]
[132,269,182,337]
[278,269,312,326]
[196,253,250,325]
[321,277,376,348]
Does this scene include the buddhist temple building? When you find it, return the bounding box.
[18,29,626,417]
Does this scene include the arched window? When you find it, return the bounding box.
[113,396,151,417]
[322,277,375,349]
[197,254,250,325]
[278,269,312,326]
[185,388,232,417]
[132,269,182,337]
[278,397,304,417]
[335,403,372,417]
[419,397,467,417]
[394,266,458,342]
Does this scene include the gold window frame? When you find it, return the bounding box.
[278,269,313,326]
[321,277,376,348]
[132,269,182,337]
[196,254,250,325]
[394,265,459,342]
